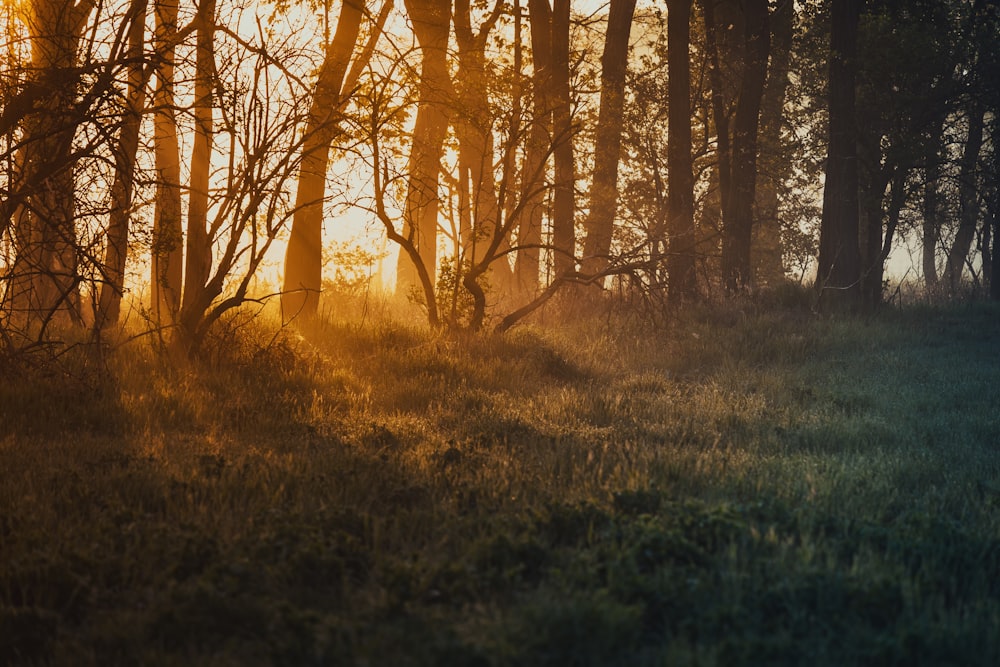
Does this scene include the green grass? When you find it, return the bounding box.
[2,301,1000,665]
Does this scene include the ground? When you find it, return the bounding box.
[2,299,999,665]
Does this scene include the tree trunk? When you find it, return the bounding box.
[992,202,1000,301]
[395,0,453,297]
[580,0,637,275]
[666,0,696,301]
[991,118,1000,301]
[281,0,365,319]
[6,0,94,327]
[721,0,768,291]
[550,0,575,277]
[453,0,510,293]
[513,0,552,295]
[753,0,792,286]
[701,0,732,280]
[816,0,862,309]
[944,99,985,293]
[864,167,906,308]
[151,0,184,326]
[859,163,890,306]
[97,0,147,329]
[177,0,216,347]
[922,130,943,289]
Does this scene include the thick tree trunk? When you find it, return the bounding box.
[550,0,575,277]
[753,0,792,286]
[395,0,453,298]
[666,0,696,301]
[97,0,147,329]
[151,0,184,326]
[721,0,768,291]
[580,0,637,275]
[944,100,985,293]
[816,0,862,308]
[177,0,216,347]
[6,0,94,327]
[281,0,365,319]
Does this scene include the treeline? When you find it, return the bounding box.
[1,0,998,353]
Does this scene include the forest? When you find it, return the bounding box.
[2,0,1000,664]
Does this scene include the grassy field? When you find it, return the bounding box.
[2,299,1000,665]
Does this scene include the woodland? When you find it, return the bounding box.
[2,0,1000,664]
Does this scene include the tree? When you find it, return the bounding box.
[96,0,149,329]
[816,0,862,308]
[453,0,510,292]
[580,0,638,275]
[177,0,218,347]
[944,97,985,294]
[5,0,96,328]
[665,0,696,301]
[281,0,389,320]
[513,0,553,296]
[753,0,793,286]
[550,0,575,277]
[151,0,184,326]
[394,0,453,300]
[718,0,768,291]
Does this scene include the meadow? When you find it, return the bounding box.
[2,296,1000,665]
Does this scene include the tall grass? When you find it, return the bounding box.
[2,301,999,665]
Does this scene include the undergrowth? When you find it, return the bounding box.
[1,301,1000,665]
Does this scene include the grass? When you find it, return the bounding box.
[2,300,1000,665]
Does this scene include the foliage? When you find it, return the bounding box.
[3,302,1000,664]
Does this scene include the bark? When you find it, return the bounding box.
[151,0,184,326]
[753,0,792,286]
[944,99,985,293]
[6,0,95,327]
[550,0,575,277]
[863,167,906,307]
[97,0,148,329]
[580,0,637,275]
[721,0,768,291]
[178,0,216,345]
[666,0,697,301]
[991,118,1000,301]
[282,0,365,319]
[701,0,732,271]
[816,0,862,308]
[395,0,453,296]
[992,202,1000,301]
[453,0,510,291]
[513,0,552,295]
[922,136,943,288]
[983,213,993,291]
[859,163,890,306]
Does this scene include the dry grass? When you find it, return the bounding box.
[2,300,1000,665]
